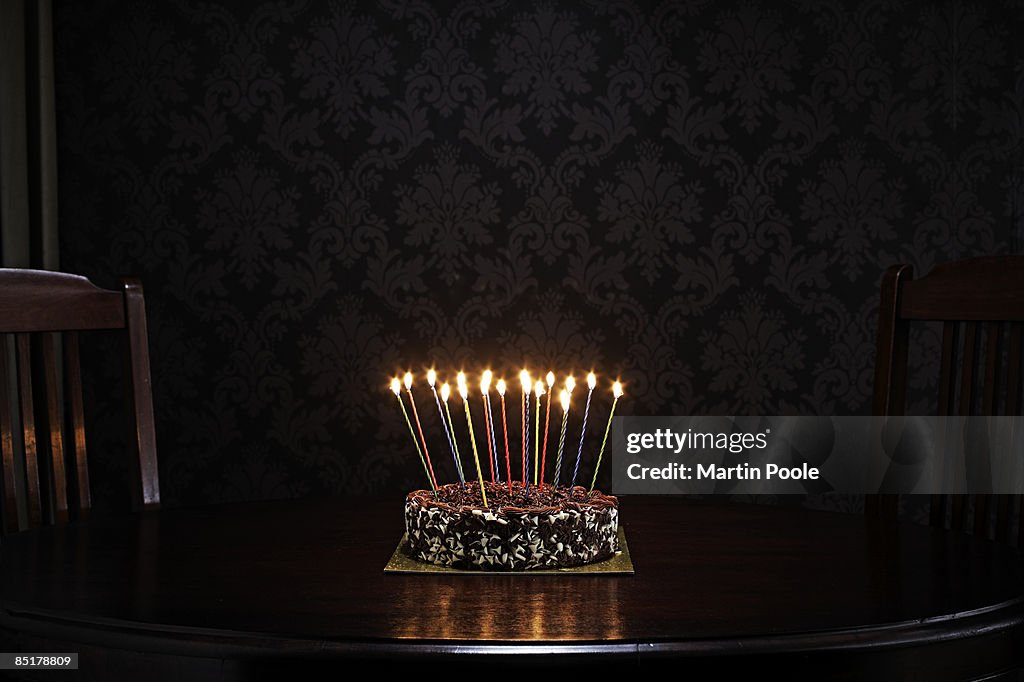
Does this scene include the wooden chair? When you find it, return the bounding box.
[870,255,1024,544]
[0,269,159,533]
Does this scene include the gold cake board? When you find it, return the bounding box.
[384,526,634,575]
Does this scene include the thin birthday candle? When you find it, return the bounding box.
[429,369,463,488]
[482,370,501,483]
[519,369,531,489]
[590,381,623,492]
[440,382,466,486]
[552,389,570,488]
[571,372,596,488]
[404,372,437,489]
[533,379,544,486]
[497,379,512,493]
[485,387,500,483]
[458,375,488,507]
[391,378,436,492]
[540,371,554,488]
[480,371,496,483]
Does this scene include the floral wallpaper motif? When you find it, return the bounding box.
[52,0,1021,518]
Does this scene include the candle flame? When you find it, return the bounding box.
[560,389,570,412]
[441,382,451,402]
[390,377,402,395]
[587,372,596,390]
[519,369,531,393]
[457,371,467,394]
[566,375,576,393]
[546,371,555,387]
[427,368,437,387]
[481,369,492,394]
[403,372,413,390]
[613,381,624,398]
[534,379,545,396]
[497,379,506,396]
[458,383,469,400]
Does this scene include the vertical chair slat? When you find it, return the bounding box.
[950,323,978,532]
[64,332,90,514]
[41,333,68,524]
[938,322,958,415]
[0,336,19,533]
[1004,324,1024,546]
[1007,323,1023,415]
[982,323,1001,415]
[974,324,1002,538]
[124,280,160,509]
[958,322,978,416]
[932,323,958,528]
[16,334,42,528]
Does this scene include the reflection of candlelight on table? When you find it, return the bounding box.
[391,578,624,641]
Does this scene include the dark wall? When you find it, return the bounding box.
[52,1,1022,508]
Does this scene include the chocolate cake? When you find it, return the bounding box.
[404,481,619,570]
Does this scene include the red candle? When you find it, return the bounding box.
[498,379,512,494]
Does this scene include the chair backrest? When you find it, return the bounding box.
[871,256,1024,544]
[0,269,159,533]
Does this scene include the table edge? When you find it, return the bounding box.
[3,595,1023,661]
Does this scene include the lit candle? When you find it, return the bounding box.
[497,379,512,493]
[485,391,500,483]
[590,381,623,492]
[519,369,531,490]
[391,378,436,492]
[430,370,464,489]
[540,371,554,488]
[404,372,437,490]
[458,375,488,507]
[533,379,544,487]
[480,370,496,483]
[440,382,465,486]
[571,372,596,488]
[552,389,570,488]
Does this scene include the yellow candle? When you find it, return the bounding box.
[590,381,623,492]
[458,374,488,507]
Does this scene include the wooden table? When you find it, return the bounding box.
[1,497,1022,680]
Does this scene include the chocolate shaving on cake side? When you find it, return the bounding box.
[404,481,619,570]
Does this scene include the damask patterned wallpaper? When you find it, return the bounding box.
[52,1,1021,510]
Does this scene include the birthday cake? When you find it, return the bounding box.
[404,481,619,570]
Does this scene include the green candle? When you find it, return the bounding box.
[589,381,623,492]
[458,373,488,508]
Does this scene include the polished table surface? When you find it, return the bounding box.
[1,496,1023,678]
